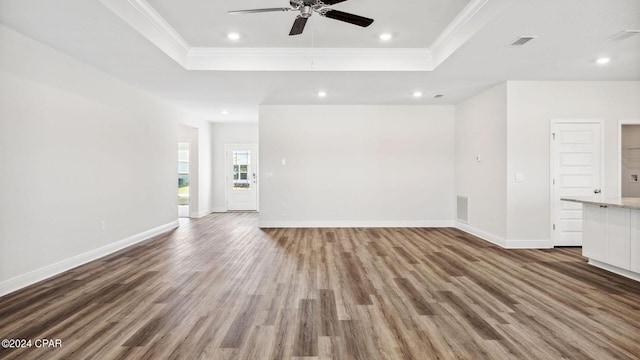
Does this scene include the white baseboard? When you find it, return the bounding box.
[455,222,552,249]
[211,206,227,213]
[194,210,212,218]
[506,238,553,249]
[0,220,179,298]
[455,221,507,247]
[589,259,640,282]
[258,220,455,228]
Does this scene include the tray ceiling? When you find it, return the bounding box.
[145,0,470,48]
[0,0,638,122]
[99,0,509,71]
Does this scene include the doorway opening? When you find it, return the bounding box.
[178,142,190,217]
[618,120,640,197]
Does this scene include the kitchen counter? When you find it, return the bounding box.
[561,196,640,210]
[560,197,640,282]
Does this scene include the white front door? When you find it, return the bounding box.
[226,144,258,211]
[551,121,603,246]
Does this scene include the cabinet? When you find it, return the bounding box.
[606,207,630,269]
[582,204,607,261]
[562,197,640,281]
[582,204,631,270]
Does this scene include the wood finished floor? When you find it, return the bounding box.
[1,213,639,360]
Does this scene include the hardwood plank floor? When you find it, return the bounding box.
[1,213,639,359]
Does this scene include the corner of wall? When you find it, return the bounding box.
[455,222,552,249]
[455,221,507,247]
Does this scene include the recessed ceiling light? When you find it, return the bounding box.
[221,110,229,115]
[227,32,240,41]
[413,91,423,98]
[379,33,392,41]
[596,57,611,65]
[318,91,327,98]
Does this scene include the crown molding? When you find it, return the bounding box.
[127,0,190,53]
[187,47,434,71]
[430,0,512,67]
[99,0,509,71]
[100,0,189,66]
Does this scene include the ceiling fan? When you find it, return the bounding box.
[228,0,374,36]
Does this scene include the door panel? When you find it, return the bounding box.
[552,122,602,246]
[226,144,258,211]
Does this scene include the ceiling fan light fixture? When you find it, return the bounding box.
[379,33,392,41]
[413,91,423,98]
[221,110,229,115]
[229,0,374,36]
[227,32,240,41]
[318,91,327,98]
[596,57,611,65]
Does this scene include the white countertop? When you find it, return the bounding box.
[561,196,640,210]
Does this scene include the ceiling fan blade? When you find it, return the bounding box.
[320,0,349,4]
[228,8,292,15]
[322,9,373,27]
[289,16,308,36]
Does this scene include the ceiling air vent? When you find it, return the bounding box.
[509,36,537,47]
[607,30,640,42]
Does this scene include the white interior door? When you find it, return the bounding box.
[226,144,258,211]
[551,121,602,246]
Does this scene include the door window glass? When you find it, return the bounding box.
[178,143,190,205]
[233,151,251,189]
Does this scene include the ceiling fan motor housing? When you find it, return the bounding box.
[301,5,313,18]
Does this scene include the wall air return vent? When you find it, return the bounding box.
[456,196,468,222]
[607,30,640,42]
[509,36,537,47]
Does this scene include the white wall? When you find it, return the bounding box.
[0,25,191,295]
[455,83,508,242]
[259,105,455,227]
[178,124,200,217]
[210,123,258,212]
[178,118,214,217]
[506,81,640,243]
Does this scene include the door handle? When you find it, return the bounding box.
[594,189,601,194]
